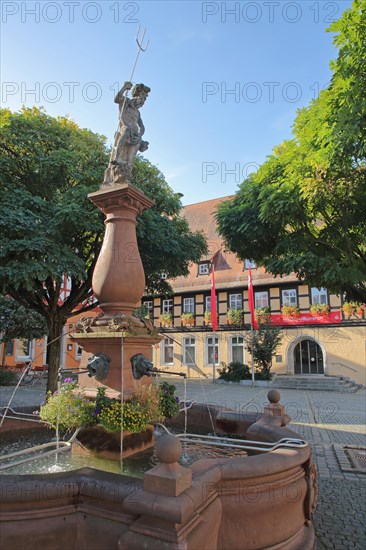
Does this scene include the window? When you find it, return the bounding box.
[161,338,174,365]
[205,295,218,312]
[230,336,245,364]
[15,339,33,360]
[311,288,328,305]
[198,263,209,275]
[244,259,256,269]
[162,299,173,314]
[282,289,297,306]
[183,297,195,313]
[229,293,242,310]
[143,300,153,318]
[5,340,14,356]
[76,345,83,360]
[206,336,219,365]
[183,337,196,364]
[255,291,269,308]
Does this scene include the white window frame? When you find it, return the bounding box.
[244,259,256,269]
[75,344,83,361]
[205,295,218,312]
[161,338,174,365]
[205,336,219,366]
[162,299,173,314]
[311,287,328,305]
[255,291,269,308]
[282,289,297,306]
[229,335,245,364]
[198,263,209,275]
[15,339,34,361]
[143,300,154,317]
[183,337,196,365]
[183,297,195,313]
[229,293,242,310]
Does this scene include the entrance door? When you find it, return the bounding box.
[294,340,324,375]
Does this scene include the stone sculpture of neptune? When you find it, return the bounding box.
[103,81,150,186]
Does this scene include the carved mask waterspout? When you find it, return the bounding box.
[87,353,110,381]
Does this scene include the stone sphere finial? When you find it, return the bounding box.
[155,434,182,464]
[267,389,281,404]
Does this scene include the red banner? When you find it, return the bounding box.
[271,311,342,325]
[247,269,258,329]
[211,265,218,331]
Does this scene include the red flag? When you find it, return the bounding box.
[211,265,218,331]
[248,268,258,329]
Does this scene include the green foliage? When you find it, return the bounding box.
[133,304,150,319]
[0,370,18,386]
[245,325,283,379]
[132,156,207,295]
[218,362,250,382]
[281,305,301,318]
[310,304,330,315]
[216,1,366,302]
[40,380,96,431]
[159,382,180,419]
[227,308,243,324]
[159,312,173,327]
[95,382,179,433]
[98,399,150,433]
[255,307,271,324]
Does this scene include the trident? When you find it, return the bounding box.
[129,25,150,83]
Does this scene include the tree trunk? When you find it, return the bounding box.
[1,342,7,368]
[46,316,66,394]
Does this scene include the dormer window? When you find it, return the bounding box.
[198,263,210,275]
[244,259,256,269]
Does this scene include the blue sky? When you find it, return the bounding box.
[1,0,352,204]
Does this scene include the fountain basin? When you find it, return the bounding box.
[0,399,317,549]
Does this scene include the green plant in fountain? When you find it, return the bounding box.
[40,379,96,431]
[96,382,180,433]
[159,381,180,419]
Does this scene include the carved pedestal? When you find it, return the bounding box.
[74,332,159,397]
[89,183,153,318]
[72,183,161,396]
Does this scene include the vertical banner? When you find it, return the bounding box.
[248,268,258,330]
[211,265,218,331]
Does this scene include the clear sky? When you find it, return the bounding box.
[1,0,352,204]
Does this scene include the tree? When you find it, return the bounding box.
[245,323,283,380]
[216,0,366,302]
[0,297,48,368]
[0,107,207,392]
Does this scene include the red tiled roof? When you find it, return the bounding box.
[170,196,298,293]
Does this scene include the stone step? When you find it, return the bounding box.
[273,376,362,392]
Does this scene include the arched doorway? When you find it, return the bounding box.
[294,340,324,375]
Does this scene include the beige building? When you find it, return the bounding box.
[143,197,366,386]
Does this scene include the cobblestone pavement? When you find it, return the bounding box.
[1,379,365,549]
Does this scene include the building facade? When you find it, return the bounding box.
[146,197,366,386]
